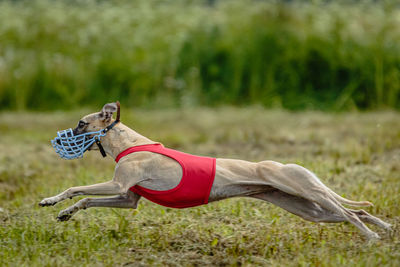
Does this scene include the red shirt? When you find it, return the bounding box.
[115,144,216,208]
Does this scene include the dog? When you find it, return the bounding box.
[39,102,391,240]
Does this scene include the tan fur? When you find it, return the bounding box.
[39,102,391,240]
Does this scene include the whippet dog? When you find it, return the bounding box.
[39,102,391,240]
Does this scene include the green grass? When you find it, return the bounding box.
[0,0,400,110]
[0,107,399,266]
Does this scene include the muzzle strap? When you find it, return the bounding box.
[96,118,120,158]
[103,119,120,133]
[96,139,107,157]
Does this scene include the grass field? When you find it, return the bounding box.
[0,107,399,266]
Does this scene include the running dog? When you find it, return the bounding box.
[39,102,391,240]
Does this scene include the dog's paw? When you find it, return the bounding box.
[39,197,58,207]
[383,222,393,232]
[367,232,381,242]
[57,213,72,222]
[57,207,77,221]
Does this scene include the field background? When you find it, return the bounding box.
[0,109,399,266]
[1,0,400,266]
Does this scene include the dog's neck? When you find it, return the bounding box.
[100,122,157,159]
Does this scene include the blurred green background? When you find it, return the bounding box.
[1,2,400,265]
[1,0,399,111]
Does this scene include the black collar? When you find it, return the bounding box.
[103,119,120,134]
[96,119,120,157]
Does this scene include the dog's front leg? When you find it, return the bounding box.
[57,191,141,221]
[39,181,122,207]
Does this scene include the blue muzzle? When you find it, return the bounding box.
[51,129,106,160]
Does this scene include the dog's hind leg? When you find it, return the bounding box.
[257,162,371,206]
[57,191,141,221]
[251,190,391,230]
[256,162,380,239]
[349,209,392,230]
[251,190,346,223]
[39,180,123,207]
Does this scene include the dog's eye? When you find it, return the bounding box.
[78,121,87,128]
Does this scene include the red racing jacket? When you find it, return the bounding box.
[115,144,216,209]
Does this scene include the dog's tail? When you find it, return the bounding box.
[303,166,374,207]
[327,188,373,207]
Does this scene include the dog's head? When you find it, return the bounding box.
[52,101,121,159]
[73,101,120,136]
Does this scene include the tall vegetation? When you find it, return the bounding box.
[0,0,399,110]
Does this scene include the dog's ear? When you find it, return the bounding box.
[100,102,118,123]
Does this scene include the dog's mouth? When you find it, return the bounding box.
[57,130,86,149]
[56,138,86,151]
[51,128,102,159]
